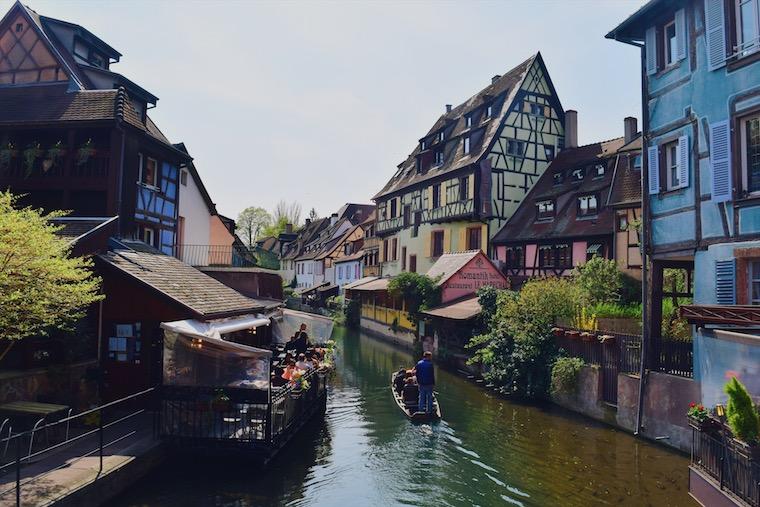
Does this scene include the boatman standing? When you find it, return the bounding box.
[415,351,435,414]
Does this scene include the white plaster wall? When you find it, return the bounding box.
[178,168,211,262]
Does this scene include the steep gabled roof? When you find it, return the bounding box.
[426,250,482,285]
[373,54,542,200]
[97,240,275,319]
[173,142,217,215]
[492,136,631,244]
[51,216,117,244]
[608,136,642,207]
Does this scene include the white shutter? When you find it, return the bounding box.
[647,145,660,194]
[705,0,727,71]
[645,27,657,75]
[710,120,732,202]
[675,8,687,61]
[715,259,736,304]
[677,135,689,188]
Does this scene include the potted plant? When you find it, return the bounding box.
[551,327,564,338]
[687,402,721,433]
[211,389,231,412]
[724,377,760,459]
[580,331,596,342]
[23,141,43,176]
[0,141,16,169]
[44,141,65,172]
[77,138,95,166]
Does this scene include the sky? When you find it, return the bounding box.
[5,0,647,222]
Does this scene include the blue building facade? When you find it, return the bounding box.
[609,0,760,340]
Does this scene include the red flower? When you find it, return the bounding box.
[698,405,704,410]
[689,402,696,408]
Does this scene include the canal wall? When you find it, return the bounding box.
[552,365,697,452]
[359,317,416,350]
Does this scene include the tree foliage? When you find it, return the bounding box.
[273,200,302,227]
[467,277,584,399]
[725,377,760,442]
[236,206,272,247]
[572,256,622,305]
[551,356,585,395]
[0,192,104,342]
[387,272,440,324]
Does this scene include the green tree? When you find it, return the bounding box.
[236,206,272,247]
[387,272,441,324]
[0,192,103,349]
[468,277,584,399]
[273,200,302,226]
[572,256,622,305]
[261,216,290,238]
[725,377,760,442]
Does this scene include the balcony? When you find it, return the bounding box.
[178,244,257,268]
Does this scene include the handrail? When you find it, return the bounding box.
[0,419,10,459]
[26,418,45,459]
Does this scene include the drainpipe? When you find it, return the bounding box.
[635,41,650,437]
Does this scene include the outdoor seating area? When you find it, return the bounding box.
[159,309,334,457]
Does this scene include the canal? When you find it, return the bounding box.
[117,326,694,506]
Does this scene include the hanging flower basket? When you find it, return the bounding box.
[77,139,95,166]
[23,142,43,176]
[552,327,564,338]
[44,141,65,171]
[565,330,580,340]
[580,331,596,342]
[599,334,616,345]
[0,142,18,169]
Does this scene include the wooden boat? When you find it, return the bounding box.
[391,372,441,422]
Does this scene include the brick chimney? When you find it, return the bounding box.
[565,110,578,149]
[492,74,501,84]
[330,213,338,226]
[305,218,311,226]
[445,104,452,113]
[285,223,293,233]
[624,116,638,144]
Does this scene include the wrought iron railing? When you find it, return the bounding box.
[178,244,257,268]
[649,336,693,378]
[691,426,760,506]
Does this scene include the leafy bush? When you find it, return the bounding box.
[572,257,622,305]
[343,298,360,328]
[551,357,585,395]
[571,306,598,330]
[588,302,642,319]
[468,277,584,399]
[620,273,642,305]
[387,272,441,323]
[725,377,760,443]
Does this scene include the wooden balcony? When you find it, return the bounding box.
[680,305,760,326]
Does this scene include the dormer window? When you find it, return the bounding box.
[420,140,427,150]
[632,154,642,170]
[571,168,585,181]
[536,200,555,220]
[486,105,493,118]
[437,131,445,143]
[463,136,471,155]
[553,172,564,185]
[594,163,606,178]
[416,158,422,174]
[465,115,472,128]
[434,150,444,166]
[578,194,598,217]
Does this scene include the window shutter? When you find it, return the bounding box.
[481,224,488,252]
[459,228,467,252]
[425,233,431,258]
[677,135,689,188]
[427,186,433,209]
[705,0,727,71]
[443,229,451,254]
[715,259,736,304]
[709,120,732,202]
[675,8,687,61]
[647,145,660,194]
[645,26,657,75]
[441,184,448,207]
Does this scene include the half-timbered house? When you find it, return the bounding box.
[492,117,642,283]
[373,53,565,277]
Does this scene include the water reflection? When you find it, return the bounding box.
[117,327,694,507]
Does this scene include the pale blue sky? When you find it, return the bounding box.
[6,0,647,221]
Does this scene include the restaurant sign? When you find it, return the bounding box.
[441,254,508,303]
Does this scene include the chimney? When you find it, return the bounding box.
[564,110,578,149]
[624,116,638,144]
[445,104,452,113]
[330,213,338,226]
[305,218,311,226]
[492,74,501,84]
[285,223,293,234]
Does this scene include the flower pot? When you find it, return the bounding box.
[580,332,596,343]
[565,330,580,340]
[599,334,616,345]
[552,327,564,338]
[688,415,722,435]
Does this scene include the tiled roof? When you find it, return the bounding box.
[98,240,274,319]
[334,249,364,263]
[608,137,642,207]
[422,296,481,320]
[51,216,117,243]
[492,136,634,244]
[426,250,481,286]
[373,54,538,200]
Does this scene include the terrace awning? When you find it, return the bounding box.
[161,315,271,347]
[587,243,603,255]
[422,296,481,321]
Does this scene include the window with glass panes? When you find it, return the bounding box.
[467,227,481,250]
[751,260,760,304]
[736,0,760,56]
[432,231,444,257]
[664,141,680,190]
[742,113,760,194]
[578,195,598,217]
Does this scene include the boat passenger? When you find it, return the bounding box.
[294,324,310,354]
[282,363,296,381]
[402,376,418,407]
[295,353,313,370]
[394,368,406,394]
[415,351,435,414]
[284,332,299,353]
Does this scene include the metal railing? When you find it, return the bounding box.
[649,336,693,378]
[0,387,158,507]
[178,244,257,268]
[692,426,760,506]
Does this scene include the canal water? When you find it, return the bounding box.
[117,327,694,506]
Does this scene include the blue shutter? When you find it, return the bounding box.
[677,135,689,188]
[645,27,657,75]
[715,259,736,305]
[647,145,660,194]
[675,8,687,61]
[705,0,727,70]
[710,120,732,202]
